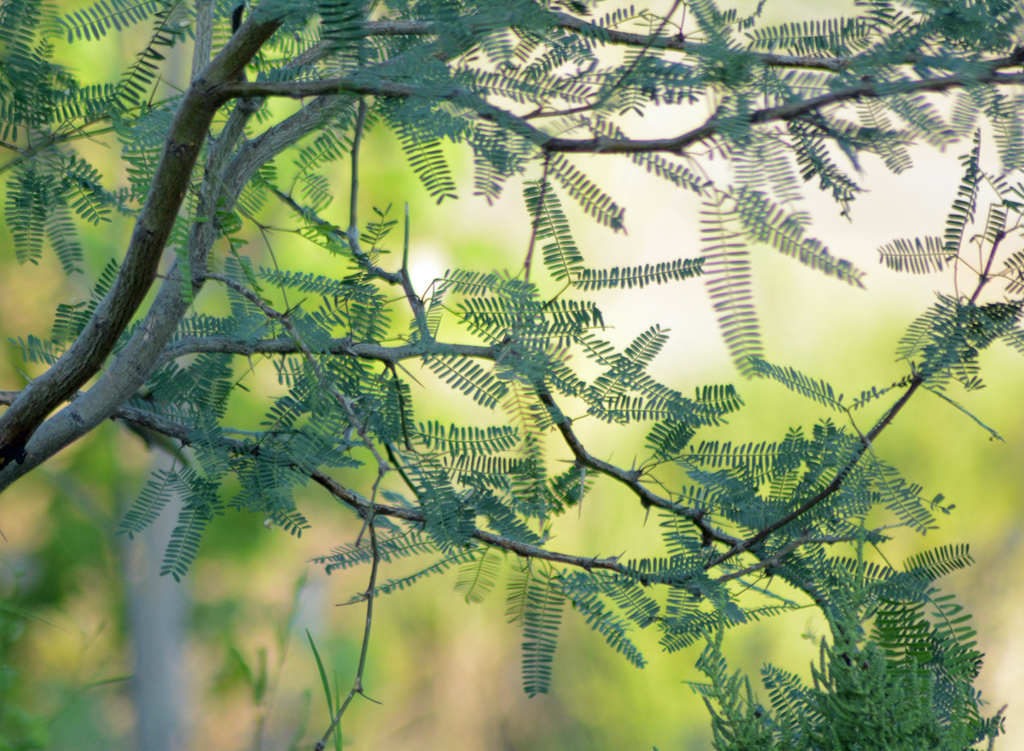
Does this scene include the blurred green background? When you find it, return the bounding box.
[1,2,1023,749]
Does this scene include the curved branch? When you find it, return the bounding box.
[534,389,743,549]
[0,384,877,596]
[0,10,285,472]
[101,400,634,578]
[542,71,1024,155]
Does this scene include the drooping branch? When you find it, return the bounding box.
[0,384,880,601]
[75,394,639,578]
[533,389,743,549]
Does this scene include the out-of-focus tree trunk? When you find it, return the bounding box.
[124,477,189,751]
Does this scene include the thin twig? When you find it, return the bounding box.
[714,533,866,585]
[706,376,924,570]
[534,388,742,549]
[348,98,369,256]
[314,517,381,751]
[523,153,552,285]
[398,203,431,340]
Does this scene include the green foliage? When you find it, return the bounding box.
[2,0,1023,746]
[692,553,1001,750]
[0,603,48,750]
[508,561,565,696]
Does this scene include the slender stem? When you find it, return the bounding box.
[713,533,865,585]
[387,364,415,451]
[269,181,430,334]
[710,264,1000,571]
[398,203,430,340]
[969,230,1005,304]
[348,98,369,255]
[314,517,380,751]
[523,154,552,285]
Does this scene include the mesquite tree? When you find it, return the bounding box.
[1,0,1023,746]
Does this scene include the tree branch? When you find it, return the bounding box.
[541,71,1024,155]
[550,12,1024,72]
[0,7,285,471]
[158,336,496,366]
[706,375,924,570]
[216,68,1024,160]
[534,389,742,549]
[354,14,1024,75]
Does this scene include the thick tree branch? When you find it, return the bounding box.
[0,26,363,491]
[0,9,285,471]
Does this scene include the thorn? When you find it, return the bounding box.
[231,3,245,34]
